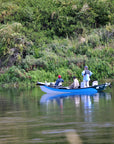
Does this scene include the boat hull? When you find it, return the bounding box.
[39,83,110,94]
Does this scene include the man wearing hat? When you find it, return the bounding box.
[55,75,64,86]
[82,66,93,87]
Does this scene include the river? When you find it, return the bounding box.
[0,84,114,144]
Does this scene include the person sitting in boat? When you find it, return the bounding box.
[82,66,92,87]
[55,75,64,86]
[69,76,79,89]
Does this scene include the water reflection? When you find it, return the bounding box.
[40,92,111,107]
[0,87,113,144]
[40,92,112,119]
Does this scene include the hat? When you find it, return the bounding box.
[84,66,88,69]
[58,75,61,78]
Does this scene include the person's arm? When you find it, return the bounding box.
[82,71,85,76]
[55,79,58,86]
[89,71,93,76]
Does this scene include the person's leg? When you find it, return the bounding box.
[86,81,89,87]
[83,80,86,88]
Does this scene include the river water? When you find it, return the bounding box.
[0,85,114,144]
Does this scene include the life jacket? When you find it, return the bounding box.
[84,70,90,75]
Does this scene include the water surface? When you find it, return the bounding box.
[0,85,114,144]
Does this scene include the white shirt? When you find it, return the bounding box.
[73,78,79,88]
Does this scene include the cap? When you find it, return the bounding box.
[84,66,88,69]
[58,75,61,78]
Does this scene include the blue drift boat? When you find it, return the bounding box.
[37,82,111,94]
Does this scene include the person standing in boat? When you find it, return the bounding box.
[82,66,92,87]
[55,75,64,86]
[69,76,79,89]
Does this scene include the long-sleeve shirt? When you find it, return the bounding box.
[73,78,79,88]
[82,70,92,81]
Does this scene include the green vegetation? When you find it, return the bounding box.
[0,0,114,87]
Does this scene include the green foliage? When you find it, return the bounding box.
[0,0,114,86]
[0,23,33,57]
[88,0,114,26]
[1,0,113,38]
[86,58,113,80]
[0,66,31,83]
